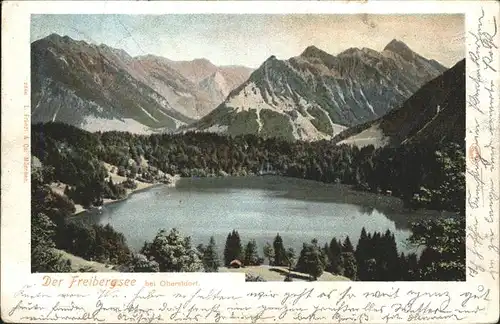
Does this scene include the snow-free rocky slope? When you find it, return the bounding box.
[334,59,465,148]
[165,58,253,102]
[189,40,447,141]
[31,34,252,133]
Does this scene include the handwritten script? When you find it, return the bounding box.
[6,282,494,323]
[466,6,500,285]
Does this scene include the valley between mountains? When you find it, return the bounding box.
[31,33,466,281]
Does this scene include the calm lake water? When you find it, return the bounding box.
[75,176,439,256]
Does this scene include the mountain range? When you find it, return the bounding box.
[31,34,462,144]
[188,39,447,141]
[31,34,253,133]
[334,58,465,148]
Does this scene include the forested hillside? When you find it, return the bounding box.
[32,122,465,213]
[31,165,465,280]
[31,122,465,279]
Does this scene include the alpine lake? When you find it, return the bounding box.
[72,176,454,256]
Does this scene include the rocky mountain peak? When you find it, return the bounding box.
[189,58,216,70]
[383,39,415,59]
[30,34,254,132]
[192,41,449,142]
[45,33,73,43]
[260,55,281,69]
[300,45,330,59]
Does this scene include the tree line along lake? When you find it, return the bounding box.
[71,175,453,257]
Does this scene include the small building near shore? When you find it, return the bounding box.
[229,259,243,268]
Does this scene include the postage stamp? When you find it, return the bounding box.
[1,1,499,323]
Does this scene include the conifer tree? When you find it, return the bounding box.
[342,251,357,280]
[243,239,259,266]
[383,230,400,280]
[355,227,369,262]
[196,243,206,255]
[328,237,344,275]
[399,252,409,280]
[141,228,202,272]
[263,242,275,265]
[417,247,442,280]
[355,227,370,280]
[128,253,160,272]
[223,233,232,266]
[410,217,465,281]
[223,230,242,266]
[364,258,378,280]
[31,213,72,273]
[295,239,324,281]
[273,233,287,266]
[285,247,296,273]
[343,236,354,253]
[321,243,329,269]
[406,253,419,280]
[203,236,220,272]
[371,231,383,278]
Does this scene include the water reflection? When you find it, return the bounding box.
[72,176,446,255]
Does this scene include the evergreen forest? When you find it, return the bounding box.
[31,122,465,281]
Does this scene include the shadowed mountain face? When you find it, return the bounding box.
[334,59,465,148]
[31,34,252,133]
[189,40,447,141]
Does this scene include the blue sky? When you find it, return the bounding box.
[31,14,464,68]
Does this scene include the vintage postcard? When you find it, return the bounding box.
[1,0,499,323]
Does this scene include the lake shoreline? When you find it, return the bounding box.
[72,173,458,219]
[73,174,447,256]
[176,174,458,217]
[72,174,181,216]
